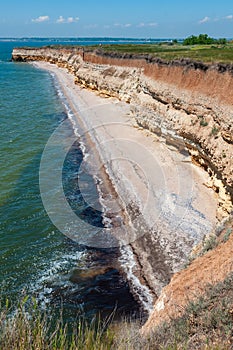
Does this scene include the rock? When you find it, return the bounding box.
[70,267,113,283]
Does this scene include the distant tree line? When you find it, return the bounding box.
[183,34,227,45]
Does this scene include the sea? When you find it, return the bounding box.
[0,37,165,322]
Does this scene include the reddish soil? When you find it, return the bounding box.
[142,222,233,335]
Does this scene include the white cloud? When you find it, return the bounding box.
[32,15,49,23]
[56,16,79,24]
[137,22,158,27]
[148,22,158,27]
[199,16,210,24]
[114,23,131,28]
[67,17,79,23]
[225,15,233,20]
[56,16,65,23]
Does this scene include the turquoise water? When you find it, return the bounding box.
[0,39,140,320]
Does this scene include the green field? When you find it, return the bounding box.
[90,42,233,64]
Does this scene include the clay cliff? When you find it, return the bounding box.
[12,47,233,331]
[12,47,233,218]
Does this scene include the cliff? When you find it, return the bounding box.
[141,215,233,336]
[12,47,233,331]
[12,47,233,216]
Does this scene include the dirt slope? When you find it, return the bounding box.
[142,220,233,335]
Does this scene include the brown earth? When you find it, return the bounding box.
[84,50,233,106]
[142,218,233,335]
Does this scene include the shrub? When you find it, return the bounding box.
[201,235,217,254]
[200,118,208,127]
[210,126,219,136]
[183,34,227,46]
[223,228,232,242]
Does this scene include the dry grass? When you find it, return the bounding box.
[0,297,114,350]
[1,273,233,349]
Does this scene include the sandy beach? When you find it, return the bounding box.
[35,61,218,251]
[33,60,221,309]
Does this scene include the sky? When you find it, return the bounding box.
[0,0,233,38]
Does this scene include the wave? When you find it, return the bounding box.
[29,246,86,308]
[119,245,154,312]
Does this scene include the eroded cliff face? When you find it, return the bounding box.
[12,47,233,314]
[141,216,233,335]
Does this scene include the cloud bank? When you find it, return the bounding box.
[199,15,233,24]
[32,16,50,23]
[137,22,158,27]
[56,16,79,24]
[199,16,210,24]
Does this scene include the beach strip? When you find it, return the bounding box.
[34,61,218,307]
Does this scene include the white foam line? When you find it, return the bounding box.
[119,245,154,313]
[52,74,92,164]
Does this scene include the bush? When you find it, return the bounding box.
[183,34,227,46]
[200,118,208,127]
[223,228,232,242]
[210,125,219,136]
[201,235,217,254]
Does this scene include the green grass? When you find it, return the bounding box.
[88,43,233,64]
[223,228,232,243]
[0,297,115,350]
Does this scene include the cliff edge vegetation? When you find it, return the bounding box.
[44,35,233,63]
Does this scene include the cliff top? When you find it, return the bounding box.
[14,42,233,65]
[93,42,233,64]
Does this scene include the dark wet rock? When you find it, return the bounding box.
[70,267,113,283]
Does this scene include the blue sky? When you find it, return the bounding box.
[0,0,233,38]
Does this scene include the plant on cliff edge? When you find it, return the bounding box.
[210,125,219,136]
[200,117,208,127]
[145,272,233,349]
[0,297,115,350]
